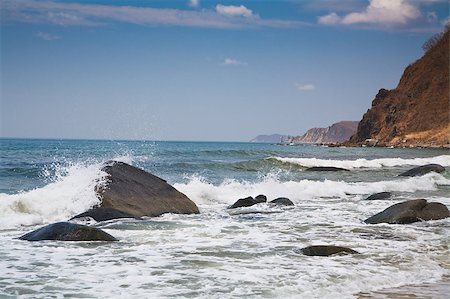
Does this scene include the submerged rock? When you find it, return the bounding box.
[19,222,117,242]
[97,161,199,218]
[364,199,450,224]
[269,197,294,206]
[398,164,445,177]
[299,245,359,256]
[365,192,392,201]
[305,166,349,172]
[70,208,139,222]
[228,195,267,209]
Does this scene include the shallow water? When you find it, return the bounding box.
[1,139,449,298]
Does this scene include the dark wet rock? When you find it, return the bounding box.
[97,161,199,218]
[305,166,350,172]
[269,197,294,206]
[398,164,445,177]
[19,222,117,242]
[228,195,267,209]
[364,199,450,224]
[365,192,392,201]
[299,245,359,256]
[70,208,139,222]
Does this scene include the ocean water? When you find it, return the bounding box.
[1,138,449,298]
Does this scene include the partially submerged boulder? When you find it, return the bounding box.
[364,199,450,224]
[299,245,359,256]
[269,197,294,206]
[305,166,349,172]
[70,208,139,222]
[228,195,267,209]
[365,192,392,201]
[19,222,117,242]
[399,164,445,177]
[97,161,199,217]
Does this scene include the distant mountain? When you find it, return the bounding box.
[290,121,359,144]
[250,134,287,143]
[347,28,449,147]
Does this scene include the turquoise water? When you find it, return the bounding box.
[0,138,449,298]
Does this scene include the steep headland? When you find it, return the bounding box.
[348,29,449,148]
[291,121,359,144]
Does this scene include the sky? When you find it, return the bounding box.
[1,0,449,141]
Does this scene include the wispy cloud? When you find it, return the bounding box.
[188,0,200,8]
[222,58,246,66]
[36,31,60,40]
[1,0,306,29]
[295,83,315,91]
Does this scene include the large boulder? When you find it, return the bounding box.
[269,197,294,206]
[364,192,392,201]
[70,208,139,222]
[97,161,199,217]
[228,195,267,209]
[19,222,117,241]
[364,199,450,224]
[305,166,349,172]
[299,245,359,256]
[399,164,445,177]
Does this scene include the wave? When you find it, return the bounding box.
[174,172,450,206]
[268,155,450,169]
[0,155,134,229]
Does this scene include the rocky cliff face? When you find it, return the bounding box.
[250,134,287,143]
[348,29,449,147]
[292,121,358,144]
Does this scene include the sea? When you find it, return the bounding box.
[1,138,449,298]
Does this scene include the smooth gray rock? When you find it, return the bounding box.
[364,199,450,224]
[305,166,349,172]
[228,195,267,209]
[97,161,199,218]
[399,164,445,177]
[70,208,139,222]
[269,197,294,206]
[19,222,117,241]
[365,192,392,201]
[299,245,359,256]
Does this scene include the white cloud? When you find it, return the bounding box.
[36,31,60,40]
[215,4,253,18]
[188,0,199,8]
[296,83,315,91]
[223,58,245,66]
[2,0,303,29]
[318,0,421,26]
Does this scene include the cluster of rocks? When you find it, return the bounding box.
[18,162,449,258]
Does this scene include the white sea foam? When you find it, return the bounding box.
[174,172,450,205]
[270,155,450,169]
[0,162,109,228]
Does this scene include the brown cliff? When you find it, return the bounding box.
[291,121,358,144]
[348,29,450,148]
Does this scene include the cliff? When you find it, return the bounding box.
[348,29,450,147]
[291,121,358,144]
[250,134,287,143]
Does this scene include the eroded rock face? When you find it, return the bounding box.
[365,192,392,201]
[364,199,450,224]
[228,195,267,209]
[305,166,349,172]
[97,161,199,217]
[299,245,359,256]
[19,222,117,241]
[398,164,445,177]
[70,208,138,222]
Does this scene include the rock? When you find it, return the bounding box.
[97,161,199,217]
[364,199,450,224]
[269,197,294,206]
[299,245,359,256]
[228,195,267,209]
[399,164,445,177]
[70,208,139,222]
[365,192,392,200]
[19,222,117,241]
[305,166,349,172]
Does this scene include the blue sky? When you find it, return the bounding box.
[1,0,449,141]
